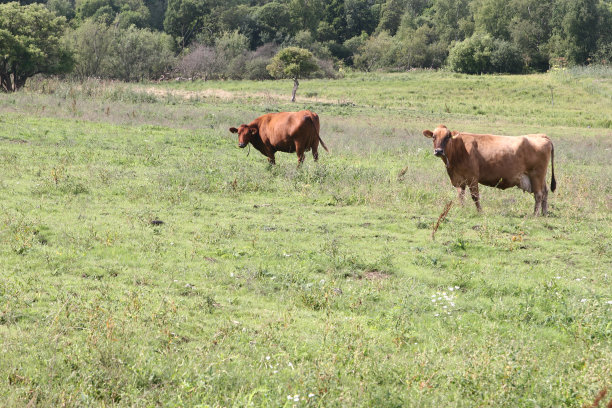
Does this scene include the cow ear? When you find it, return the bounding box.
[451,131,459,138]
[249,127,258,135]
[423,130,433,138]
[229,127,238,134]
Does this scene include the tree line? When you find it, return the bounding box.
[1,0,611,91]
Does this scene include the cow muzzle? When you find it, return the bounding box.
[434,148,444,156]
[238,142,247,148]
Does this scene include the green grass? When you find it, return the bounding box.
[0,70,611,407]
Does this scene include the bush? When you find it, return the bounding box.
[244,58,273,80]
[394,25,447,69]
[67,22,175,81]
[106,26,175,81]
[490,40,524,73]
[448,33,524,74]
[66,20,112,78]
[176,44,217,80]
[353,31,395,71]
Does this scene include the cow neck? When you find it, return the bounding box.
[443,135,464,170]
[248,124,266,153]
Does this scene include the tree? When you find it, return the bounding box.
[66,19,112,78]
[472,0,512,40]
[163,0,208,50]
[344,0,377,39]
[549,0,600,65]
[353,31,395,71]
[106,26,175,81]
[0,2,73,92]
[267,47,319,102]
[375,0,405,35]
[252,2,293,44]
[448,33,523,74]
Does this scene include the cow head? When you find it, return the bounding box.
[229,125,258,148]
[423,125,459,157]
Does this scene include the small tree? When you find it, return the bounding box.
[267,47,319,102]
[0,2,73,92]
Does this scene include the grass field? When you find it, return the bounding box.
[0,69,611,407]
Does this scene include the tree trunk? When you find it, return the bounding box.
[291,77,299,102]
[14,74,27,91]
[0,73,12,93]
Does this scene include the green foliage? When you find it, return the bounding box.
[75,0,151,28]
[252,1,293,44]
[163,0,208,49]
[66,22,174,80]
[66,19,112,78]
[0,2,73,92]
[394,24,448,69]
[427,0,474,44]
[549,0,602,65]
[106,25,175,81]
[266,47,319,80]
[376,0,404,35]
[472,0,513,40]
[344,0,377,39]
[448,33,524,74]
[46,0,76,19]
[353,31,396,71]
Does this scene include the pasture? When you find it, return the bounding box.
[0,69,611,407]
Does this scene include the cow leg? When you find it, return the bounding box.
[457,186,466,205]
[312,144,319,162]
[533,187,548,216]
[531,175,546,216]
[296,145,305,166]
[541,186,549,216]
[468,183,482,211]
[533,192,543,216]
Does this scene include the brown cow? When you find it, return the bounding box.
[229,110,328,165]
[423,125,556,215]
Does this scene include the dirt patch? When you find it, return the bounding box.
[363,270,391,281]
[139,85,344,105]
[143,87,235,100]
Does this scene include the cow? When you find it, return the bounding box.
[229,110,328,165]
[423,125,556,215]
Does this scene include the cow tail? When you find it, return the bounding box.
[306,114,328,152]
[550,142,556,192]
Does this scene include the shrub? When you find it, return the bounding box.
[448,33,524,74]
[490,40,524,73]
[67,22,175,81]
[353,31,395,71]
[394,25,447,69]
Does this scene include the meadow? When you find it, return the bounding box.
[0,69,610,407]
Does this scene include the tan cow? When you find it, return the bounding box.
[423,125,556,215]
[229,110,328,165]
